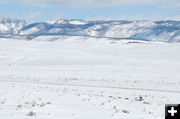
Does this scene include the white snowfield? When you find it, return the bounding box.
[0,36,180,119]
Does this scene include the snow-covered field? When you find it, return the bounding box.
[0,36,180,119]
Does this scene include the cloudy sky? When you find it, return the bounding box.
[0,0,180,23]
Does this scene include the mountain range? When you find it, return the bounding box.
[0,17,180,42]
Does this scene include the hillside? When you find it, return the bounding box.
[0,18,180,42]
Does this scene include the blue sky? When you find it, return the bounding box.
[0,0,180,23]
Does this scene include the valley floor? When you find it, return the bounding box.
[0,37,180,119]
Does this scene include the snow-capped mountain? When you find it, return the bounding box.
[0,17,180,42]
[0,17,26,35]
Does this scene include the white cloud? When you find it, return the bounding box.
[3,0,180,8]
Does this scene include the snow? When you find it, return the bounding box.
[0,17,26,34]
[105,21,156,38]
[0,37,180,119]
[0,24,8,31]
[55,19,69,24]
[1,18,180,42]
[69,20,87,25]
[20,27,39,35]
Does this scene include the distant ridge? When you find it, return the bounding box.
[0,17,180,42]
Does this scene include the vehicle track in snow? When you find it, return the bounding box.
[1,79,180,94]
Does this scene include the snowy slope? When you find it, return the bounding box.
[0,17,26,35]
[0,17,180,42]
[20,20,180,42]
[0,38,180,119]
